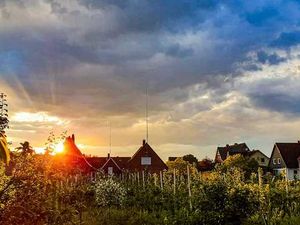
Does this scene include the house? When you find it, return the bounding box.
[87,155,131,175]
[127,140,168,173]
[215,143,250,163]
[246,150,269,168]
[269,142,300,180]
[60,135,167,175]
[215,143,270,168]
[54,134,95,174]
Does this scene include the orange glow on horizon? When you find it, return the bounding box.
[53,142,64,154]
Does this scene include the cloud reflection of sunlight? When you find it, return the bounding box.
[12,112,69,125]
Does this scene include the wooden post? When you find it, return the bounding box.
[258,167,263,188]
[173,168,176,195]
[142,171,145,188]
[187,165,192,210]
[160,171,163,190]
[154,173,157,186]
[285,168,289,194]
[137,172,140,186]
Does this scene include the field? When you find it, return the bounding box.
[1,154,300,225]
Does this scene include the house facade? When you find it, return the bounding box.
[127,140,168,173]
[247,150,270,168]
[269,142,300,180]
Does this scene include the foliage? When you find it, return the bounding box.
[166,157,198,175]
[182,154,198,165]
[45,131,67,154]
[15,141,34,155]
[94,177,126,207]
[217,154,259,178]
[1,145,300,225]
[0,133,10,164]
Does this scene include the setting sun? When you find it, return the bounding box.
[53,142,64,154]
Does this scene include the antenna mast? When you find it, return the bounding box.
[146,86,149,143]
[110,122,112,155]
[108,121,112,155]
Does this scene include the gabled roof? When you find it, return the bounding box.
[112,157,131,169]
[101,157,122,170]
[85,157,107,169]
[246,150,269,159]
[85,156,131,170]
[217,143,250,161]
[274,143,300,168]
[128,141,168,171]
[64,135,82,156]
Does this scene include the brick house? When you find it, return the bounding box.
[269,142,300,180]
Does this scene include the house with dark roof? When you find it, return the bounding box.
[61,135,167,175]
[214,143,270,168]
[269,142,300,180]
[55,134,98,173]
[215,143,250,163]
[127,140,168,173]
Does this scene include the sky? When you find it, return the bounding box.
[2,0,300,160]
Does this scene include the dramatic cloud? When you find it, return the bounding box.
[2,0,300,159]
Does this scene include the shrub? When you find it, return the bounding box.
[94,177,126,207]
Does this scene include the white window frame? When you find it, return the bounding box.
[277,158,281,164]
[141,157,151,165]
[273,158,277,165]
[108,167,113,175]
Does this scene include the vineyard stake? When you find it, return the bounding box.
[187,165,192,210]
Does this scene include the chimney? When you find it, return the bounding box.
[107,153,110,159]
[72,134,75,142]
[143,139,146,146]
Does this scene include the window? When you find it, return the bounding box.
[108,167,113,175]
[141,157,151,165]
[273,158,277,165]
[294,170,298,175]
[277,158,281,164]
[261,158,265,163]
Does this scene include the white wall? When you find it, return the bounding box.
[287,168,300,180]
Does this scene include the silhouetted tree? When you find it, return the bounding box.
[198,158,214,171]
[182,154,198,165]
[15,141,34,155]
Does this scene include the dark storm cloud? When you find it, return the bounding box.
[250,93,300,114]
[271,31,300,48]
[256,51,286,65]
[2,0,300,120]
